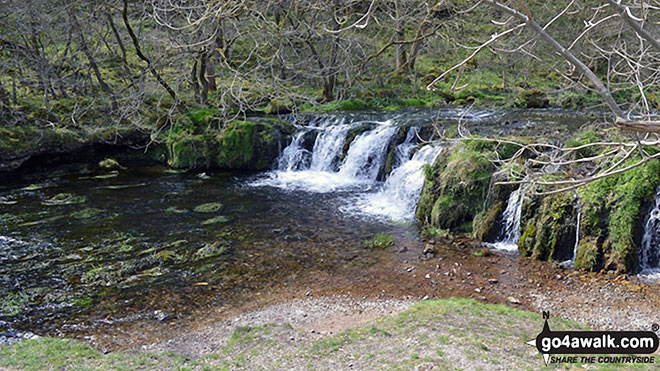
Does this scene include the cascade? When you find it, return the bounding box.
[639,185,660,277]
[491,185,527,251]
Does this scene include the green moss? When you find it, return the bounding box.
[341,123,376,161]
[530,192,576,261]
[578,159,660,272]
[518,223,536,256]
[574,239,600,271]
[167,134,215,169]
[363,233,394,249]
[383,126,410,176]
[193,202,224,213]
[98,158,124,170]
[202,215,232,225]
[42,193,87,206]
[418,139,497,231]
[473,201,503,242]
[71,208,102,219]
[216,120,280,170]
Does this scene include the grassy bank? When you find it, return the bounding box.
[2,297,653,370]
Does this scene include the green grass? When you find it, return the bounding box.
[3,298,656,370]
[363,233,395,249]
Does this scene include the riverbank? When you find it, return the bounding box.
[31,234,660,353]
[3,237,660,370]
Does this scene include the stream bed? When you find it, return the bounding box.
[0,108,598,347]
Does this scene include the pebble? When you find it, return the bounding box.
[488,278,498,284]
[507,297,521,305]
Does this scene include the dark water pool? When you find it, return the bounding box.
[0,161,418,342]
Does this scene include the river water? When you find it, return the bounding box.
[0,108,593,344]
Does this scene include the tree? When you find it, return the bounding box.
[428,0,660,194]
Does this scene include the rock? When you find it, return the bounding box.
[425,273,431,279]
[398,246,408,253]
[423,244,436,256]
[488,278,498,284]
[507,296,521,305]
[475,288,481,293]
[153,310,171,321]
[193,202,224,213]
[202,215,231,225]
[42,193,87,206]
[71,207,102,219]
[98,158,125,170]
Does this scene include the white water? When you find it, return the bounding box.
[490,186,527,251]
[337,123,398,180]
[277,130,311,171]
[571,208,581,264]
[252,118,443,221]
[638,185,660,279]
[310,118,349,171]
[347,143,443,221]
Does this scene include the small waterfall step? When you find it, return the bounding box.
[488,185,527,252]
[638,184,660,278]
[252,116,442,222]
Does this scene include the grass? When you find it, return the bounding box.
[3,298,658,370]
[363,233,395,249]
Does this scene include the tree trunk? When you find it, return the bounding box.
[122,0,179,104]
[69,5,118,110]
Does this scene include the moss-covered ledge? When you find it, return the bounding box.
[165,116,294,171]
[0,125,150,172]
[415,139,518,233]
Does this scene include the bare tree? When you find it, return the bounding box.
[428,0,660,194]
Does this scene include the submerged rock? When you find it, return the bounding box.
[42,193,87,206]
[193,202,224,213]
[202,215,232,225]
[71,208,102,219]
[98,158,125,170]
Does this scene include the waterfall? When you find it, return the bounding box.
[277,130,312,171]
[310,119,350,171]
[337,123,398,180]
[490,185,527,251]
[252,118,398,193]
[251,118,441,222]
[639,185,660,278]
[572,208,581,264]
[348,143,442,221]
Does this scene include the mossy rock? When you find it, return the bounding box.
[71,208,102,219]
[42,193,87,206]
[530,192,576,261]
[516,88,548,108]
[340,123,376,161]
[518,223,537,256]
[193,202,224,213]
[98,158,124,170]
[167,134,215,169]
[194,241,229,259]
[577,158,660,273]
[418,140,497,231]
[215,120,285,170]
[473,201,503,242]
[383,126,411,177]
[202,215,232,225]
[574,238,600,271]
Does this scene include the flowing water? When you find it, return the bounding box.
[489,185,527,251]
[639,185,660,279]
[0,108,592,344]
